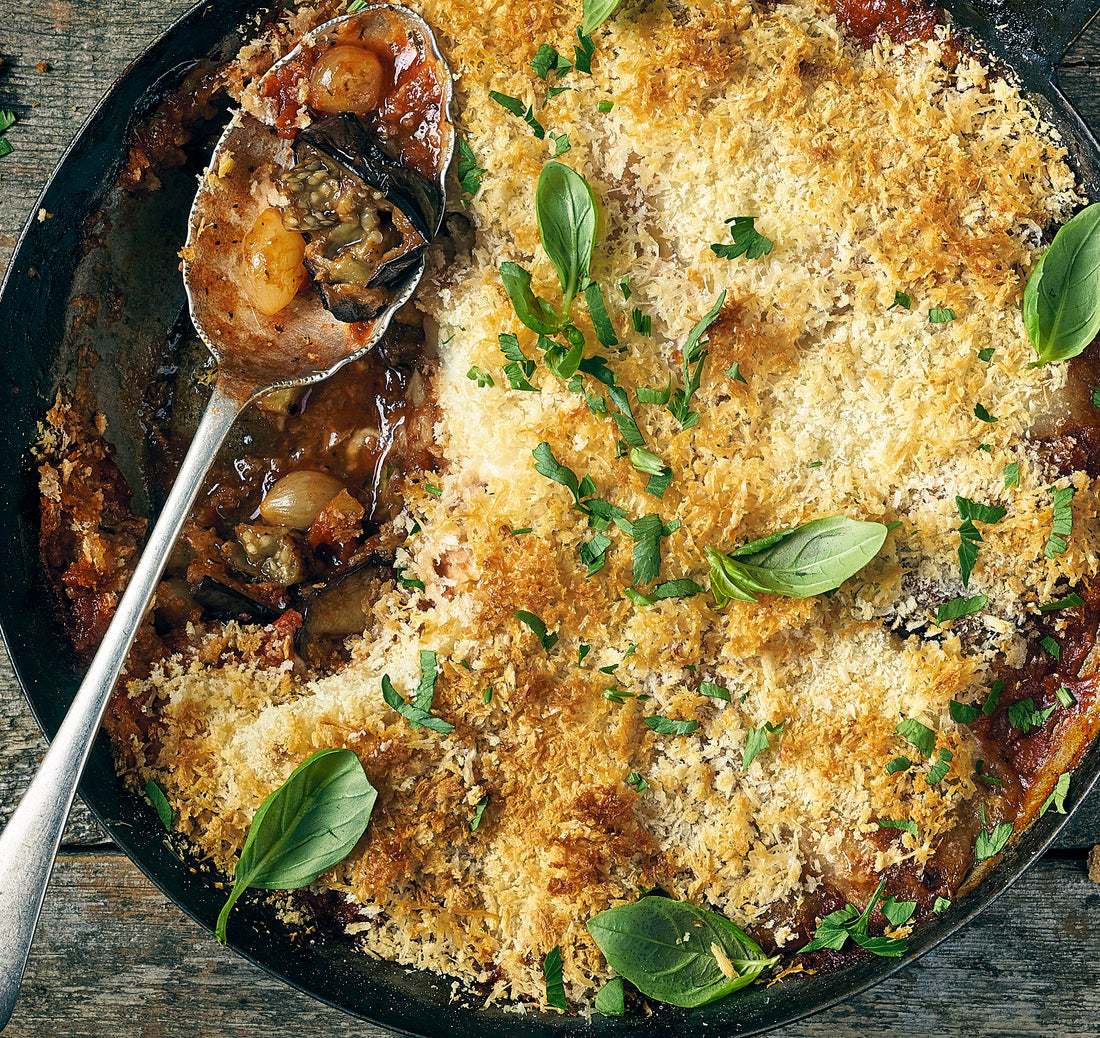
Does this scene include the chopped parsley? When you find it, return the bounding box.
[1039,592,1085,612]
[1006,697,1055,734]
[598,99,614,112]
[1041,636,1061,660]
[982,680,1004,716]
[974,402,998,423]
[743,720,785,770]
[626,771,650,792]
[513,610,559,652]
[978,347,995,361]
[1045,485,1075,558]
[645,715,699,736]
[699,681,732,701]
[949,700,980,724]
[1040,772,1070,816]
[549,131,572,157]
[531,43,573,80]
[455,137,487,197]
[896,717,935,757]
[1004,461,1020,489]
[929,307,956,323]
[500,333,539,391]
[471,793,489,831]
[932,897,952,915]
[467,365,495,387]
[935,594,988,624]
[887,290,912,311]
[924,747,953,785]
[885,756,912,774]
[1055,685,1076,708]
[489,90,546,138]
[668,292,726,430]
[876,818,918,836]
[798,875,908,958]
[711,216,774,260]
[381,651,454,734]
[974,805,1012,862]
[723,362,747,383]
[955,496,1006,587]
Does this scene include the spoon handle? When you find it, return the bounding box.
[0,380,246,1030]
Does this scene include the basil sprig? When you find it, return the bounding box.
[501,161,598,336]
[1023,202,1100,365]
[216,748,377,942]
[706,516,890,606]
[587,896,778,1008]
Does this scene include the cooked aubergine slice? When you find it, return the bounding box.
[280,114,445,322]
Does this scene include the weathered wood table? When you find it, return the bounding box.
[2,2,1100,1035]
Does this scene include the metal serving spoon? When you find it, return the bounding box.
[0,6,452,1027]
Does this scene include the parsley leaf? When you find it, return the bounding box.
[711,216,774,260]
[1039,592,1085,612]
[1040,772,1070,816]
[950,700,981,724]
[887,291,912,311]
[668,292,726,430]
[974,807,1012,862]
[935,594,988,624]
[1045,485,1075,558]
[1004,461,1020,489]
[798,875,907,958]
[455,137,487,197]
[471,793,489,831]
[1006,697,1055,734]
[631,514,673,586]
[743,719,785,769]
[645,716,699,735]
[885,756,912,774]
[531,43,572,80]
[626,771,650,792]
[925,747,953,784]
[699,681,731,701]
[877,818,918,837]
[489,90,546,138]
[896,717,935,757]
[513,610,559,652]
[974,402,998,423]
[929,307,956,323]
[584,281,619,346]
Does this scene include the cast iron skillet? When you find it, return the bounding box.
[2,1,1100,1034]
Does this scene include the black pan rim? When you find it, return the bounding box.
[2,1,1100,1034]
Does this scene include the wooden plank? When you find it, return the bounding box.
[1,849,1097,1038]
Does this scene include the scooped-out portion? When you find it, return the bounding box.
[37,0,1100,1017]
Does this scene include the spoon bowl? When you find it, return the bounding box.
[0,6,452,1026]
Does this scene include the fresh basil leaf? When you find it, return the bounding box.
[549,131,572,157]
[706,516,889,606]
[711,216,773,260]
[531,43,572,80]
[1040,772,1071,816]
[632,308,652,335]
[896,718,935,757]
[514,610,559,652]
[146,779,174,831]
[500,262,561,334]
[594,976,625,1016]
[668,292,726,429]
[645,469,674,499]
[574,28,595,73]
[216,748,376,942]
[581,0,625,35]
[1023,203,1100,365]
[586,896,779,1008]
[544,945,567,1010]
[537,161,598,315]
[645,716,698,735]
[584,281,618,345]
[382,674,455,734]
[652,578,703,599]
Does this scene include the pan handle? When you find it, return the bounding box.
[945,0,1100,73]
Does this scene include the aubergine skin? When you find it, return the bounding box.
[281,114,445,323]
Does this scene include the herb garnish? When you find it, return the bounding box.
[1045,485,1075,558]
[594,977,625,1016]
[514,610,559,652]
[933,897,951,915]
[706,516,889,605]
[1055,685,1076,707]
[1004,461,1020,489]
[586,895,779,1007]
[925,747,952,784]
[645,715,699,736]
[1039,592,1085,612]
[955,496,1006,586]
[950,699,981,724]
[798,875,908,958]
[974,805,1012,862]
[146,779,174,831]
[455,138,486,197]
[711,216,774,260]
[700,681,732,701]
[887,291,912,311]
[1040,772,1070,816]
[1006,697,1056,734]
[467,365,494,387]
[1023,203,1100,365]
[929,307,956,323]
[471,793,489,830]
[974,403,997,423]
[982,680,1004,716]
[626,771,650,792]
[743,720,785,770]
[885,756,912,774]
[544,945,568,1010]
[382,651,454,734]
[489,90,546,138]
[935,594,988,624]
[1041,635,1062,659]
[668,292,726,430]
[896,717,935,757]
[215,748,376,942]
[581,0,625,35]
[877,818,919,837]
